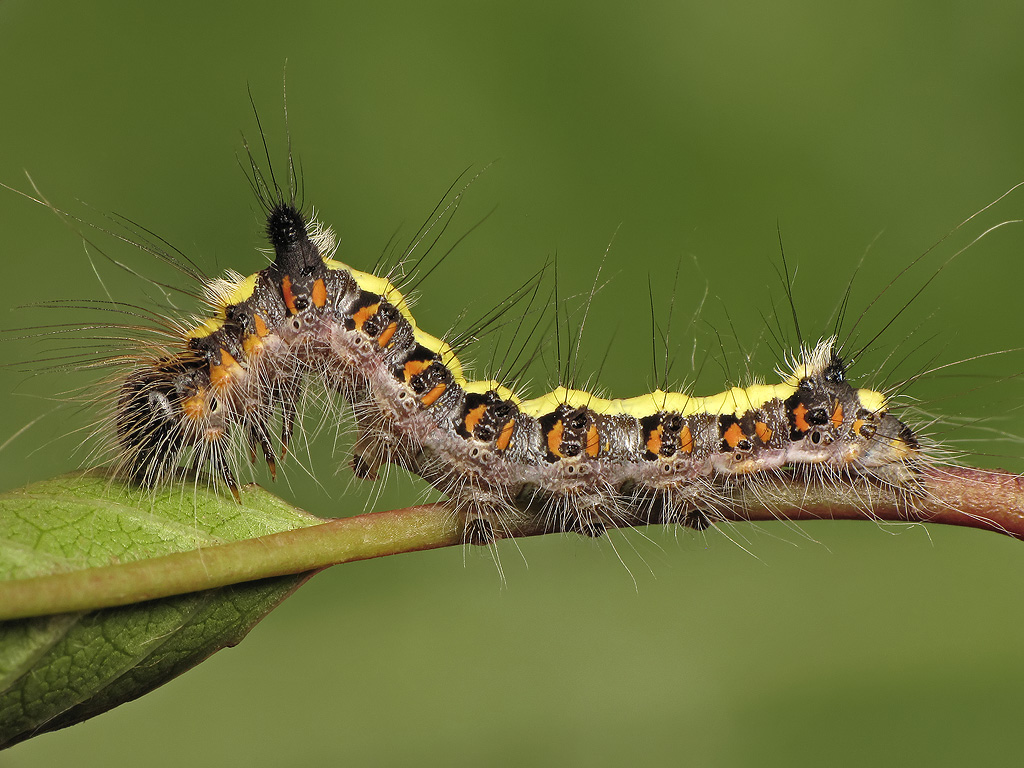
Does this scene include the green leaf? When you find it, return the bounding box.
[0,470,321,748]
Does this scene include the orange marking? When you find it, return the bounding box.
[352,302,380,332]
[403,359,431,383]
[282,275,297,314]
[646,425,663,456]
[852,418,865,434]
[793,402,810,432]
[242,333,264,357]
[496,418,515,451]
[679,424,694,453]
[723,422,746,449]
[892,440,913,459]
[755,421,773,443]
[209,349,243,391]
[182,394,208,420]
[546,420,565,458]
[464,404,487,435]
[377,322,397,348]
[312,278,327,308]
[253,314,269,338]
[585,423,600,457]
[830,402,844,429]
[421,382,446,406]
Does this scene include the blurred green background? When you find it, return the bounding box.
[3,1,1024,766]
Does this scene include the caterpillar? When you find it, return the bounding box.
[103,162,924,546]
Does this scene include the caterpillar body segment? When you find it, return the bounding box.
[114,202,922,542]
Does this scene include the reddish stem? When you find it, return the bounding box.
[710,466,1024,539]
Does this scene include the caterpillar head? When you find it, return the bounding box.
[839,409,920,470]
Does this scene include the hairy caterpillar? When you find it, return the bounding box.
[100,155,925,547]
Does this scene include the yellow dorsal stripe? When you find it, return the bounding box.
[184,258,889,419]
[462,379,520,404]
[518,383,803,419]
[328,260,465,384]
[185,273,261,339]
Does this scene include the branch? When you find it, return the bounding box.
[714,466,1024,537]
[0,465,1020,621]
